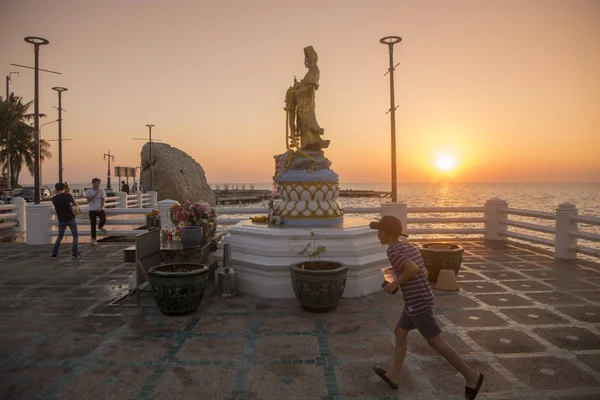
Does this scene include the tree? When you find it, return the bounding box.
[0,94,51,187]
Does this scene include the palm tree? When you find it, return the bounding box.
[0,94,51,187]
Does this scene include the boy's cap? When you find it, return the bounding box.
[369,215,408,237]
[92,178,101,183]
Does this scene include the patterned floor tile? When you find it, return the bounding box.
[58,366,152,400]
[149,366,237,399]
[467,329,547,354]
[245,364,326,400]
[499,356,597,390]
[500,308,569,325]
[533,327,600,351]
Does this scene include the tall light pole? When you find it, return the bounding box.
[380,36,402,203]
[132,124,161,192]
[38,119,59,186]
[5,71,19,189]
[104,150,115,190]
[24,36,50,204]
[51,87,67,183]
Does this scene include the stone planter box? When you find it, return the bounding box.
[418,243,464,283]
[289,261,348,312]
[148,263,209,315]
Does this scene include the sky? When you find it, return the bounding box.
[1,0,599,185]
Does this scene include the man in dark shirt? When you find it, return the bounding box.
[121,180,130,195]
[51,182,80,259]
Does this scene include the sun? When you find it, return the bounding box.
[435,155,456,171]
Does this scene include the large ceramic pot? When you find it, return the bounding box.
[179,226,203,248]
[418,243,464,283]
[148,263,209,315]
[289,261,348,312]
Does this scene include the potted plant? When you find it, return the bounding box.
[148,262,210,315]
[289,232,348,312]
[169,200,217,248]
[418,243,464,283]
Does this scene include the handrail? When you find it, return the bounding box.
[408,206,484,213]
[0,221,18,229]
[408,228,485,235]
[569,230,600,242]
[502,220,555,234]
[407,217,485,223]
[571,244,600,258]
[0,204,16,211]
[0,212,18,220]
[502,208,555,220]
[571,215,600,225]
[500,231,554,247]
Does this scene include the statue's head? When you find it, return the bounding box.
[304,46,318,68]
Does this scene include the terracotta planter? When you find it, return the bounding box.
[289,261,348,312]
[148,263,209,316]
[418,243,464,283]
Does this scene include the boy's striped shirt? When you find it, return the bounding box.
[387,242,434,316]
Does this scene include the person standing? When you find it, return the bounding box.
[369,216,484,399]
[85,178,107,246]
[121,180,130,194]
[51,182,80,259]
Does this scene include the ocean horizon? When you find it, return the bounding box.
[31,181,598,215]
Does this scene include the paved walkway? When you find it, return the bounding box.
[1,240,599,400]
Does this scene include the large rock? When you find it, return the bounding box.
[140,142,215,205]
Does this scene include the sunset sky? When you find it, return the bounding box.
[1,0,599,185]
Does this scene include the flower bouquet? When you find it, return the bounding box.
[169,200,217,247]
[170,200,216,227]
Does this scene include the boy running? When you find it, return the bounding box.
[370,215,484,399]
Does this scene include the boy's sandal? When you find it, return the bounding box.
[465,373,484,400]
[372,366,399,389]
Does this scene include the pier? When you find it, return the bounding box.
[1,240,600,399]
[214,190,272,204]
[338,189,390,198]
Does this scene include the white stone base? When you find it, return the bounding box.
[216,217,391,298]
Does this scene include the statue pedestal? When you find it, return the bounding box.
[274,165,343,226]
[217,218,389,298]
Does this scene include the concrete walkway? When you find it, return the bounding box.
[0,240,599,399]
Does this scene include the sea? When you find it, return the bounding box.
[64,181,599,214]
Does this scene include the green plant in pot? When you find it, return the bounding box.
[289,232,348,312]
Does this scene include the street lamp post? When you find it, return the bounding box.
[132,125,161,192]
[104,150,115,190]
[380,36,402,203]
[5,71,19,189]
[38,119,59,186]
[24,36,50,204]
[51,87,67,183]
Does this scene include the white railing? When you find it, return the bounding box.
[51,207,153,237]
[213,199,600,262]
[0,198,25,231]
[15,194,600,263]
[0,203,19,230]
[569,214,600,258]
[500,208,556,247]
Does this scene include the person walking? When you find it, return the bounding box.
[51,182,80,259]
[369,216,484,399]
[85,178,107,246]
[121,180,130,194]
